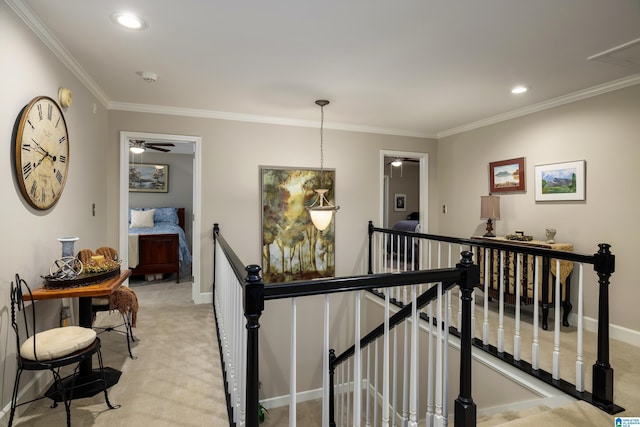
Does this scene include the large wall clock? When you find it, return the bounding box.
[14,96,70,210]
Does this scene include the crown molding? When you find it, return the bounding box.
[10,0,638,141]
[437,73,640,138]
[108,101,436,139]
[7,0,110,107]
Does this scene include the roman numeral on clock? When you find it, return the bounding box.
[56,170,63,184]
[30,181,37,197]
[23,163,32,179]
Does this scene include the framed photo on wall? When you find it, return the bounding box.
[394,193,407,211]
[489,157,525,193]
[261,166,336,282]
[129,163,169,192]
[534,160,586,201]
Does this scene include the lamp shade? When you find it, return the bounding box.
[480,195,501,219]
[309,209,334,231]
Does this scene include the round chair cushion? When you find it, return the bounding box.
[20,326,97,361]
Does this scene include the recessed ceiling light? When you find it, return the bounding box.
[511,85,529,94]
[111,11,147,30]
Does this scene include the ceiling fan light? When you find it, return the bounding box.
[130,146,145,154]
[391,159,402,167]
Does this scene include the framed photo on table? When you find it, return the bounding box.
[534,160,586,201]
[489,157,525,193]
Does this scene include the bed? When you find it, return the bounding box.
[128,207,192,282]
[387,219,421,265]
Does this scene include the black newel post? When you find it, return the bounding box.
[592,243,615,407]
[213,223,219,295]
[244,264,264,427]
[367,221,374,274]
[454,251,479,427]
[328,349,337,427]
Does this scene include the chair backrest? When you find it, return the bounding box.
[11,274,39,363]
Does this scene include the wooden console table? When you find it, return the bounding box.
[471,237,573,330]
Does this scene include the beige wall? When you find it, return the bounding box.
[108,111,437,290]
[107,111,436,397]
[437,84,640,331]
[1,4,110,408]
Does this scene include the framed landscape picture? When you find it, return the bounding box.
[534,160,586,201]
[489,157,525,193]
[261,166,336,282]
[129,163,169,192]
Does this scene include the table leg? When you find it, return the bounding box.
[78,297,94,375]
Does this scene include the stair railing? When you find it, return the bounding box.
[368,221,623,415]
[214,223,479,427]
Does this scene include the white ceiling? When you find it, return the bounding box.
[10,0,640,139]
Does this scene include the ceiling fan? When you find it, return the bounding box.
[129,139,175,153]
[385,157,420,166]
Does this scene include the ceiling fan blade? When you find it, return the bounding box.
[146,143,175,147]
[148,146,171,152]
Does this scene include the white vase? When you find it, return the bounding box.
[545,229,556,244]
[58,237,79,258]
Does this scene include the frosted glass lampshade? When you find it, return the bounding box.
[309,209,334,231]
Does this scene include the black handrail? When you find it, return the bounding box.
[368,221,622,415]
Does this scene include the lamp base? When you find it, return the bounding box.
[483,219,495,237]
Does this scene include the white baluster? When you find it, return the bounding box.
[402,288,409,426]
[347,359,351,427]
[392,325,398,427]
[366,344,371,427]
[354,291,362,427]
[553,259,561,380]
[442,289,451,427]
[426,296,434,426]
[532,257,540,370]
[374,339,379,427]
[290,298,297,425]
[408,284,418,427]
[576,263,585,392]
[383,289,390,427]
[483,248,490,345]
[434,283,444,425]
[323,294,330,427]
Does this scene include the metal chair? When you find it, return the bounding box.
[9,274,119,427]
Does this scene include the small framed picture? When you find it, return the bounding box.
[394,193,406,211]
[534,160,586,201]
[489,157,525,193]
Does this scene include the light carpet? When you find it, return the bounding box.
[10,278,228,426]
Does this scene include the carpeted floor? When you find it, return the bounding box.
[10,277,229,426]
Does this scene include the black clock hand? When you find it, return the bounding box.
[31,138,48,155]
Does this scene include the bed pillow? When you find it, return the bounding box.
[154,207,179,224]
[130,209,156,228]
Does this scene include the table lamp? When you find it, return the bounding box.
[480,195,500,237]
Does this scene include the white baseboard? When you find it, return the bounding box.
[193,291,213,304]
[261,387,324,410]
[568,313,640,348]
[0,371,49,424]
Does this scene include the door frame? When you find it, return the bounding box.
[379,150,429,232]
[119,131,203,303]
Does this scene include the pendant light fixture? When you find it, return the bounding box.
[307,99,339,232]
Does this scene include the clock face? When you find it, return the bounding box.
[14,96,70,210]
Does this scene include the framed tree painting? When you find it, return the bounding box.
[129,163,169,192]
[261,166,336,282]
[489,157,525,193]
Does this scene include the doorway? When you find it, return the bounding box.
[379,150,428,231]
[119,131,203,303]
